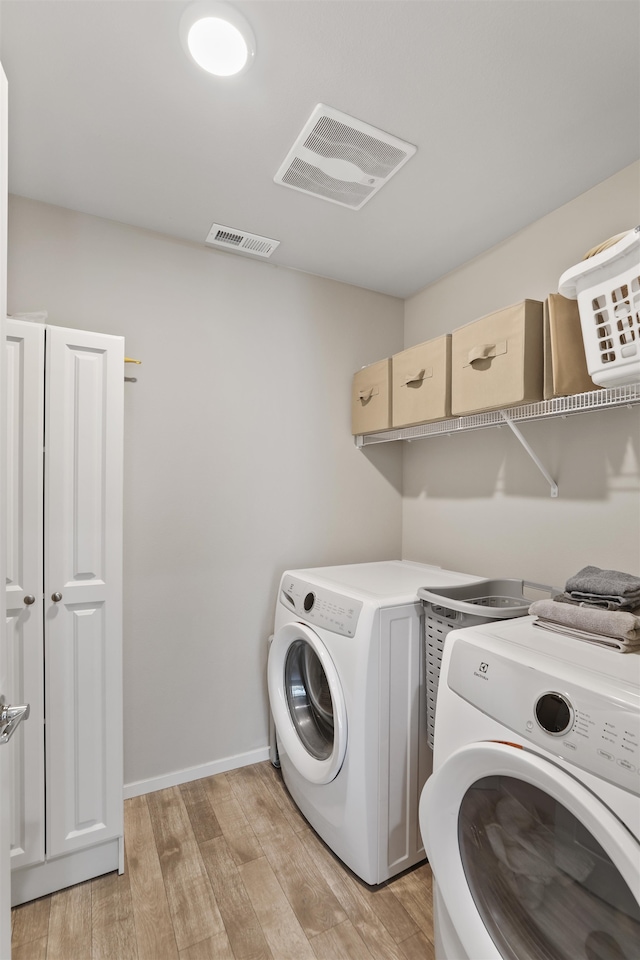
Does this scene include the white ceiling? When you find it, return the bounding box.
[1,0,639,299]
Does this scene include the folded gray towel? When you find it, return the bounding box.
[558,590,640,612]
[532,619,640,653]
[528,598,640,642]
[566,565,640,595]
[565,566,640,609]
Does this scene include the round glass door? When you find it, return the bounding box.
[268,622,347,784]
[285,639,334,760]
[459,774,640,960]
[420,742,640,960]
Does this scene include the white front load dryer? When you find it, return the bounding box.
[268,560,482,884]
[419,617,640,960]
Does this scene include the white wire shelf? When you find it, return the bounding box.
[355,384,640,497]
[354,384,640,447]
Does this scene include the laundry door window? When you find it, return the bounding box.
[285,639,334,760]
[458,775,640,960]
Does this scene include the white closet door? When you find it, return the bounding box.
[44,325,124,858]
[0,61,10,959]
[5,320,45,868]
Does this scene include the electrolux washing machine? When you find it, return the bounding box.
[419,616,640,960]
[267,560,482,885]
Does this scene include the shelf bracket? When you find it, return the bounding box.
[499,411,558,498]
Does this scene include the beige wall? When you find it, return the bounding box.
[8,163,640,791]
[8,196,404,790]
[402,162,640,585]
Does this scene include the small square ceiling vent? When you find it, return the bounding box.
[274,104,417,210]
[205,223,280,258]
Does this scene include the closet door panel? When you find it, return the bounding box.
[5,320,45,868]
[5,613,43,867]
[44,325,124,858]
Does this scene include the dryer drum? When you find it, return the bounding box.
[285,639,335,761]
[457,775,640,959]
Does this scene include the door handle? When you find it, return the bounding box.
[0,696,30,744]
[51,592,63,603]
[24,595,36,605]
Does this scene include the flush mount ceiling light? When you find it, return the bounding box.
[180,1,256,77]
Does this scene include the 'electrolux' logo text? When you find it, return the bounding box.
[473,661,489,680]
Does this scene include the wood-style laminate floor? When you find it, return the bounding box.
[11,761,435,960]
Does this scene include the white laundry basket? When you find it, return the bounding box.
[558,226,640,388]
[419,580,556,749]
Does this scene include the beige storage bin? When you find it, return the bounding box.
[543,294,600,399]
[351,358,391,435]
[451,300,544,416]
[391,335,451,428]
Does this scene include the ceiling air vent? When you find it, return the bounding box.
[205,223,280,258]
[274,104,417,210]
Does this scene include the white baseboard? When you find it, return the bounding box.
[123,745,271,799]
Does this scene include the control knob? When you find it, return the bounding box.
[535,692,573,736]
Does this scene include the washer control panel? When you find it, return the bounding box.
[280,577,363,638]
[448,638,640,795]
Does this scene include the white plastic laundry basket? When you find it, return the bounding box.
[558,226,640,388]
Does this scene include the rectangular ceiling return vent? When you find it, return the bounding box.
[205,223,280,258]
[274,104,417,210]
